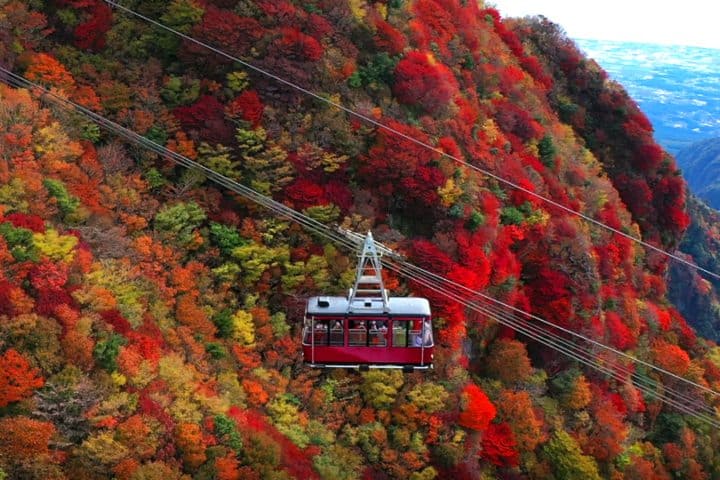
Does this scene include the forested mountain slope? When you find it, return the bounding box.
[676,137,720,209]
[668,195,720,341]
[1,1,719,479]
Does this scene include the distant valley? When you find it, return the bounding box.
[577,39,720,154]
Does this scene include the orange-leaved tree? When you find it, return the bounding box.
[0,415,55,459]
[0,348,44,407]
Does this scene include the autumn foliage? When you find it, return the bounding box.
[0,0,714,478]
[393,51,459,113]
[0,416,55,459]
[482,422,520,467]
[72,1,113,51]
[0,349,44,407]
[458,383,496,432]
[25,52,76,91]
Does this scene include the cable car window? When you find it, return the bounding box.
[313,319,330,345]
[369,320,388,347]
[348,320,367,346]
[409,318,433,347]
[329,319,344,346]
[392,320,410,347]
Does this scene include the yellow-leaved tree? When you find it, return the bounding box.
[33,228,77,262]
[231,309,255,346]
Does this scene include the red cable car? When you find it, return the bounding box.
[302,232,434,371]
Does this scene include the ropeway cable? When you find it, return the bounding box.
[394,257,720,398]
[384,261,720,428]
[102,0,720,282]
[2,69,718,427]
[384,260,720,426]
[383,259,720,424]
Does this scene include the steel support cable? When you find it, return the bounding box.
[382,261,720,428]
[383,259,720,420]
[102,0,720,282]
[398,272,720,427]
[391,257,720,399]
[384,258,718,404]
[3,69,718,426]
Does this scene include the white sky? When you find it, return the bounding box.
[490,0,720,49]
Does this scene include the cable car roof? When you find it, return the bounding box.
[306,295,431,316]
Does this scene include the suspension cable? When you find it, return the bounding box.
[384,260,720,427]
[384,259,720,416]
[393,258,720,398]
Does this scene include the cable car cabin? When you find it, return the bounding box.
[301,232,434,371]
[302,296,433,370]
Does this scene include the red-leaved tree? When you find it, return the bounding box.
[174,95,234,144]
[482,422,520,467]
[458,383,496,432]
[74,1,112,51]
[226,90,264,127]
[393,51,459,113]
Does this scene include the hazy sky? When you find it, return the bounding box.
[491,0,720,49]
